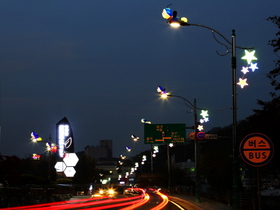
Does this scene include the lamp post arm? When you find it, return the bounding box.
[168,94,194,108]
[183,23,254,51]
[168,94,205,111]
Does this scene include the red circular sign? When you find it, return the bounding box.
[188,132,195,140]
[196,132,205,140]
[239,133,274,167]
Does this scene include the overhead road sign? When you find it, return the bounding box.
[144,123,186,144]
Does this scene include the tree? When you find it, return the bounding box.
[199,140,233,191]
[266,16,280,96]
[246,16,280,165]
[0,155,21,186]
[244,16,280,182]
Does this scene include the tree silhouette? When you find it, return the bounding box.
[266,16,280,96]
[0,155,21,186]
[246,16,280,167]
[241,16,280,185]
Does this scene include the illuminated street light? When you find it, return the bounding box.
[141,118,151,124]
[30,132,56,180]
[133,124,155,172]
[152,145,159,157]
[120,154,126,160]
[32,153,41,160]
[30,131,43,142]
[162,7,256,209]
[157,86,208,202]
[126,146,132,152]
[131,135,139,141]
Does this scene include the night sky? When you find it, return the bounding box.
[0,0,278,158]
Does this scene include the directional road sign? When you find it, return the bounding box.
[239,133,274,167]
[144,124,186,144]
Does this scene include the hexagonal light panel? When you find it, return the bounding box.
[63,153,79,167]
[64,167,76,177]
[54,161,66,172]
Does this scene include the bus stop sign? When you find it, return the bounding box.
[239,133,274,167]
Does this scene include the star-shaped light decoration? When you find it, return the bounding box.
[238,50,259,89]
[249,63,258,72]
[237,78,248,89]
[241,66,249,74]
[197,124,204,131]
[200,110,209,119]
[203,117,209,122]
[241,50,257,64]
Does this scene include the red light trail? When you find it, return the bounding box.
[1,188,171,210]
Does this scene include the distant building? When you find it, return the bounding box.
[96,157,120,184]
[84,140,113,160]
[85,140,123,185]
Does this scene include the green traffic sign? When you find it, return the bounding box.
[144,123,186,144]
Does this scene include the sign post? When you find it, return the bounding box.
[239,133,274,167]
[239,133,274,209]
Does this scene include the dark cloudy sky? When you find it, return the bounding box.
[0,0,278,158]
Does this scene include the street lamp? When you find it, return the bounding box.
[124,147,147,175]
[141,118,155,172]
[157,86,208,202]
[131,135,139,141]
[162,7,256,209]
[30,132,57,180]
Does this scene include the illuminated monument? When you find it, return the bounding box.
[56,117,74,158]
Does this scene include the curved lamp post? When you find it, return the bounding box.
[140,119,156,172]
[30,132,56,180]
[157,86,207,202]
[162,7,256,209]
